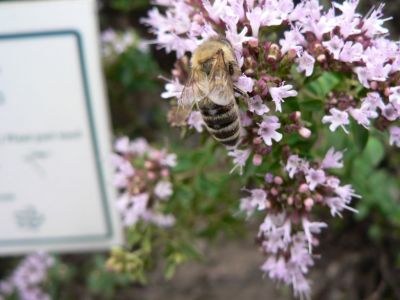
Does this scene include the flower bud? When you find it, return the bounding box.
[266,43,281,63]
[161,169,169,177]
[370,81,378,90]
[384,87,391,97]
[304,197,314,211]
[314,193,323,203]
[265,200,272,209]
[289,111,301,122]
[144,161,153,169]
[253,154,263,166]
[147,171,157,180]
[264,173,274,183]
[274,176,283,185]
[299,127,312,138]
[253,137,263,144]
[287,49,297,61]
[317,54,326,63]
[298,183,309,193]
[270,187,279,196]
[248,38,259,48]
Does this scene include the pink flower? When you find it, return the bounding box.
[325,197,358,217]
[188,111,205,132]
[240,110,253,127]
[228,148,251,175]
[389,86,400,110]
[130,137,149,155]
[160,152,177,167]
[354,66,370,88]
[322,148,343,169]
[124,193,149,226]
[269,84,298,112]
[246,6,263,37]
[161,78,184,99]
[236,75,254,93]
[382,104,399,121]
[114,172,128,188]
[202,0,228,22]
[148,213,175,227]
[258,116,283,146]
[285,155,309,178]
[339,41,363,63]
[261,256,290,282]
[322,108,350,133]
[154,181,173,199]
[389,126,400,147]
[305,168,326,191]
[248,95,269,115]
[362,92,385,110]
[323,35,344,60]
[114,136,130,154]
[302,218,327,253]
[361,4,391,38]
[249,188,268,210]
[279,26,305,54]
[296,51,315,77]
[348,107,373,129]
[334,184,361,202]
[225,24,253,54]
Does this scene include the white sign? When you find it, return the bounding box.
[0,0,122,255]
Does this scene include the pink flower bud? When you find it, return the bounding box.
[248,39,258,48]
[274,176,283,185]
[298,183,309,193]
[265,200,272,209]
[317,54,326,63]
[147,171,157,180]
[253,137,262,144]
[304,198,314,211]
[314,193,323,203]
[287,49,297,60]
[384,87,391,97]
[144,161,153,169]
[287,196,294,205]
[370,81,378,90]
[253,154,263,166]
[270,187,278,196]
[161,169,169,177]
[299,127,312,138]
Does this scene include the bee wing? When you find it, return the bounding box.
[179,67,207,108]
[207,50,235,106]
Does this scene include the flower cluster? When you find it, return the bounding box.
[112,136,176,228]
[240,148,359,299]
[143,0,400,152]
[0,253,54,300]
[101,28,149,60]
[143,0,398,298]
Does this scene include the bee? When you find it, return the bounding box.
[180,37,243,147]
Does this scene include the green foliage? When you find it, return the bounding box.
[109,0,149,12]
[87,255,133,299]
[106,47,160,94]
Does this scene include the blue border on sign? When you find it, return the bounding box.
[0,30,113,245]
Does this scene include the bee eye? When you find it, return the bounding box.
[228,63,234,76]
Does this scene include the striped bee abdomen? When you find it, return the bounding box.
[198,99,240,146]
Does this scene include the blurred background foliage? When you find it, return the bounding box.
[1,0,400,299]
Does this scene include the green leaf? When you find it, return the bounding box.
[361,137,385,168]
[164,262,177,280]
[305,72,341,98]
[300,99,324,112]
[351,121,369,151]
